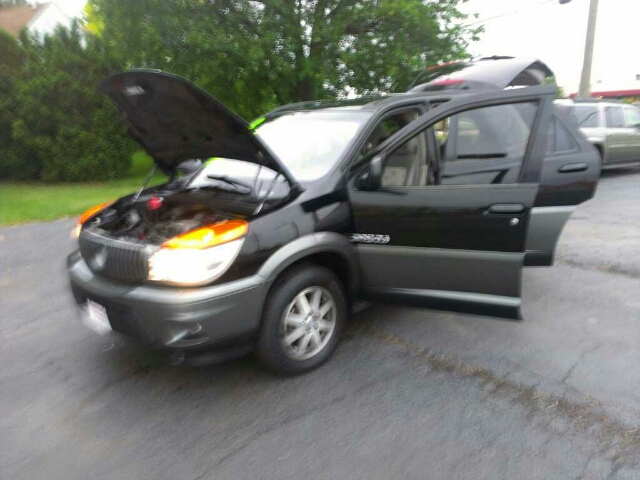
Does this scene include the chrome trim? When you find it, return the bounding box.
[530,205,577,214]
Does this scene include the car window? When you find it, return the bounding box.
[376,109,427,186]
[546,116,577,154]
[571,106,600,128]
[605,106,626,128]
[442,102,537,185]
[380,101,538,187]
[453,103,536,161]
[624,106,640,127]
[361,109,421,156]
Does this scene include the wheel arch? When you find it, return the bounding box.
[257,232,361,302]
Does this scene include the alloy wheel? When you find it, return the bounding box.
[279,286,337,361]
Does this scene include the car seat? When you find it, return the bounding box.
[382,138,421,186]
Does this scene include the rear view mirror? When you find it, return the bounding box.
[357,155,383,190]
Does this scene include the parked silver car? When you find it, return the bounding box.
[556,100,640,168]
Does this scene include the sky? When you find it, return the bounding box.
[42,0,86,18]
[460,0,640,94]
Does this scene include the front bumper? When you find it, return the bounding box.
[67,251,269,350]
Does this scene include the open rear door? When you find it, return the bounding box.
[524,107,601,266]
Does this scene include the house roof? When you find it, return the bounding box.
[0,3,49,37]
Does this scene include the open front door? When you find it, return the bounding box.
[348,86,556,319]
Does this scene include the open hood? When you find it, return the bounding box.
[100,70,300,187]
[410,57,555,92]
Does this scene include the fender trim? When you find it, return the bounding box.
[257,232,361,298]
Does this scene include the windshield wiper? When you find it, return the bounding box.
[203,174,253,195]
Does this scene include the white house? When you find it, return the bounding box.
[0,1,83,38]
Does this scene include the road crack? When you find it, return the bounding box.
[366,326,640,470]
[562,342,603,384]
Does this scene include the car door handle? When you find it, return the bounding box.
[487,203,525,214]
[558,162,588,173]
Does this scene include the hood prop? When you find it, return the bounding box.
[130,165,158,205]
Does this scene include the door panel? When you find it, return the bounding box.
[350,184,538,252]
[358,245,523,319]
[358,245,523,297]
[348,86,556,319]
[350,184,537,319]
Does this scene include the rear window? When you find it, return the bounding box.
[571,106,600,128]
[546,116,577,154]
[605,106,626,128]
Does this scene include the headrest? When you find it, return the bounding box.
[393,139,418,155]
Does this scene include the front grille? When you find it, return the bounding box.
[79,229,150,282]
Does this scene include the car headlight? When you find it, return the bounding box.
[148,220,248,286]
[71,200,114,239]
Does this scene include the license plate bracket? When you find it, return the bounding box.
[82,299,112,334]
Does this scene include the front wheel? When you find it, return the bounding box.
[257,265,346,374]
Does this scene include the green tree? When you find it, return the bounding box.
[542,75,566,99]
[0,30,27,178]
[87,0,481,119]
[0,23,135,181]
[0,0,29,7]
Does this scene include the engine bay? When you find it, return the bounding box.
[87,193,235,245]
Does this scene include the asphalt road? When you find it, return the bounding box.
[2,168,640,480]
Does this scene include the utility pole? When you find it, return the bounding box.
[577,0,599,98]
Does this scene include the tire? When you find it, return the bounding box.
[257,264,346,374]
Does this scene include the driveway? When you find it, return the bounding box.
[1,168,639,479]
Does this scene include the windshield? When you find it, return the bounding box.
[254,110,372,181]
[189,109,371,194]
[189,158,290,199]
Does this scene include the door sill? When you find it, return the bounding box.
[363,287,522,320]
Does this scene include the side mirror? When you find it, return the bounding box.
[357,155,383,190]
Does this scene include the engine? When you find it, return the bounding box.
[94,195,232,245]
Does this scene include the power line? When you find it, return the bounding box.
[464,0,559,27]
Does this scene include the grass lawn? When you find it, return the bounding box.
[0,151,166,226]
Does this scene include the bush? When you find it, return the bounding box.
[0,25,135,182]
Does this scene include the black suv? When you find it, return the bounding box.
[68,70,600,374]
